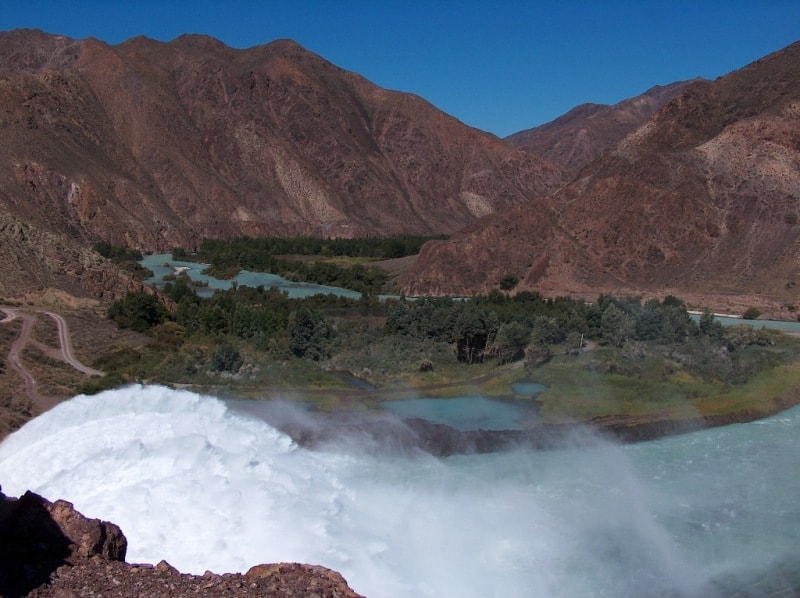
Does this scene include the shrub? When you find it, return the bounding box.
[499,274,519,291]
[742,307,762,320]
[211,344,243,373]
[288,308,334,360]
[108,292,168,332]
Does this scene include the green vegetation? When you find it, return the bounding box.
[93,232,800,428]
[170,234,446,296]
[92,242,153,280]
[743,307,762,320]
[99,279,800,427]
[107,291,169,333]
[93,241,143,262]
[499,274,519,291]
[188,234,445,262]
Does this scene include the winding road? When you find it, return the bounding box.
[1,307,104,412]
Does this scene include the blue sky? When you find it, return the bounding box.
[2,1,798,137]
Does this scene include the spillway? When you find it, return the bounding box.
[1,385,798,597]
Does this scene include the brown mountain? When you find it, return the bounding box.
[399,41,800,313]
[0,29,563,298]
[505,80,698,173]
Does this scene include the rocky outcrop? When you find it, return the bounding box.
[0,212,146,300]
[273,390,800,457]
[0,488,126,596]
[0,487,362,598]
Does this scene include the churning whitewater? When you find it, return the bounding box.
[1,385,799,597]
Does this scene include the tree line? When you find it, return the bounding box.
[170,235,447,296]
[92,242,152,281]
[182,234,446,261]
[108,277,778,385]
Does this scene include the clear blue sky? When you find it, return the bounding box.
[2,1,798,137]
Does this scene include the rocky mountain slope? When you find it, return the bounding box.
[399,41,800,312]
[2,29,799,310]
[0,29,563,298]
[0,487,362,597]
[505,80,697,173]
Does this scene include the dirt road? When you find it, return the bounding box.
[1,307,104,412]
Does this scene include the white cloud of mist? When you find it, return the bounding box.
[1,385,799,597]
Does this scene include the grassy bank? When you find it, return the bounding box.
[534,352,800,424]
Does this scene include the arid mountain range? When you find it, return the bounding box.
[1,29,799,312]
[400,40,800,315]
[0,29,561,298]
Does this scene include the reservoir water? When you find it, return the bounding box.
[1,385,798,597]
[379,396,536,430]
[140,253,363,299]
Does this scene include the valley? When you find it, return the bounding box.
[4,255,800,453]
[1,28,800,450]
[1,24,800,597]
[0,32,799,313]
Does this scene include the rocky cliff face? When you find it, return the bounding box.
[0,29,562,297]
[0,487,362,597]
[0,212,144,299]
[400,41,800,311]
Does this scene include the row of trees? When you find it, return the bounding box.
[385,293,726,365]
[92,242,152,281]
[169,234,448,296]
[108,278,342,367]
[185,234,446,262]
[176,239,407,296]
[108,278,771,383]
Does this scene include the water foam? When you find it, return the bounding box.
[1,385,798,597]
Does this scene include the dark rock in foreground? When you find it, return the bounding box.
[0,487,363,598]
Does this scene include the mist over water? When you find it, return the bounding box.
[1,385,799,597]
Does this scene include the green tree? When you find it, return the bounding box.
[288,308,334,360]
[565,331,585,355]
[211,344,243,373]
[453,305,498,364]
[490,321,531,364]
[499,274,520,292]
[698,309,724,342]
[530,316,563,346]
[524,341,552,367]
[742,307,762,320]
[108,292,168,332]
[600,303,636,347]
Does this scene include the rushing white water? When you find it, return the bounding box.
[1,385,799,597]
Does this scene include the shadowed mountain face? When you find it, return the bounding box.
[0,29,563,296]
[399,41,800,311]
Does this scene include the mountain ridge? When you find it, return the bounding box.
[505,79,700,173]
[0,29,563,297]
[398,40,800,314]
[2,29,799,312]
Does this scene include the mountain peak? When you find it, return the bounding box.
[505,80,693,172]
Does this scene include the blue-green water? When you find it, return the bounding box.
[140,253,363,299]
[691,313,800,333]
[379,396,537,430]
